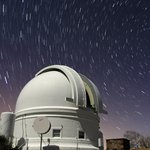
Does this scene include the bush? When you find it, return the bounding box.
[124,130,150,149]
[0,136,18,150]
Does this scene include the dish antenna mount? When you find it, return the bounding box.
[33,117,51,150]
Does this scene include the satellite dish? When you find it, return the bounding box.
[33,117,51,134]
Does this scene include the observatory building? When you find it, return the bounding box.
[1,65,106,150]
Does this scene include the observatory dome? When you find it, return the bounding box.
[15,65,104,117]
[14,65,105,150]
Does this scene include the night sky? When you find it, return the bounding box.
[0,0,150,142]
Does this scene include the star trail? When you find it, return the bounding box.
[0,0,150,141]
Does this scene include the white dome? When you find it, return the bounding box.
[15,65,105,117]
[14,65,106,150]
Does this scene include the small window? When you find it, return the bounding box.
[79,131,85,139]
[53,129,61,137]
[66,97,73,102]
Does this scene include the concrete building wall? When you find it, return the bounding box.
[0,112,15,139]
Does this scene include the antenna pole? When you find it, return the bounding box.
[40,134,43,150]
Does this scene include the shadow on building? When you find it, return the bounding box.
[43,145,60,150]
